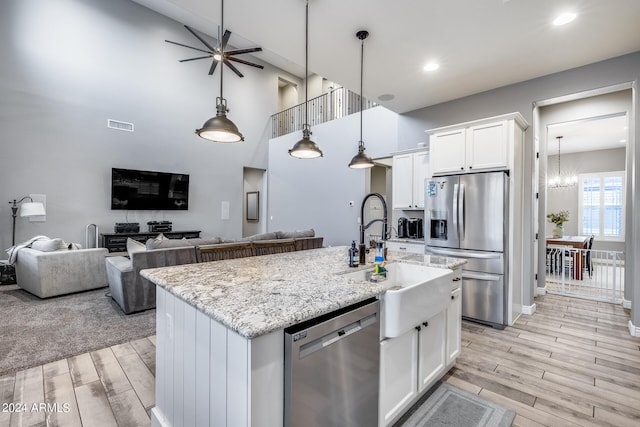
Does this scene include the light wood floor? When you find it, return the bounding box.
[0,336,156,427]
[2,294,639,426]
[444,293,640,427]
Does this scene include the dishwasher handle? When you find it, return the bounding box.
[298,313,378,359]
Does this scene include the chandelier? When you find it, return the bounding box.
[547,136,577,188]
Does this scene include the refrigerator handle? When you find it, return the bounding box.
[452,183,459,231]
[459,183,465,241]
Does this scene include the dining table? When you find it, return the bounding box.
[546,235,590,280]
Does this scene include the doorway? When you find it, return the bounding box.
[535,88,632,304]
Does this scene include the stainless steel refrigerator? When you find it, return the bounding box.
[425,171,509,329]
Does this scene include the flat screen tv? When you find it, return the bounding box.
[111,168,189,210]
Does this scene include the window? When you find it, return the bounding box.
[579,171,625,240]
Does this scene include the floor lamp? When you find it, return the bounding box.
[9,197,46,245]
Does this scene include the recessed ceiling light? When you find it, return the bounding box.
[620,139,627,143]
[423,62,440,72]
[553,12,577,26]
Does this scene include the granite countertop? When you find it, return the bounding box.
[141,246,465,339]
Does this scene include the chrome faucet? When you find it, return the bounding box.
[359,192,388,262]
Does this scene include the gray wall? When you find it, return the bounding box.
[0,0,299,248]
[398,51,640,326]
[268,106,398,246]
[547,148,626,252]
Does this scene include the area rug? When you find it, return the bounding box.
[0,285,155,376]
[396,382,515,427]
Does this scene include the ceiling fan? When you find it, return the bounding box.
[165,25,263,78]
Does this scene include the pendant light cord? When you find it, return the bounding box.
[304,0,309,129]
[557,136,562,176]
[219,0,224,100]
[359,36,364,146]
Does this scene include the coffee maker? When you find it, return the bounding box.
[407,218,424,239]
[397,217,408,238]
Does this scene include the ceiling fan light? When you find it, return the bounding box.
[289,128,323,158]
[213,53,223,61]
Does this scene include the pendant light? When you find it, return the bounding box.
[195,0,244,142]
[288,0,323,158]
[547,136,577,188]
[348,30,374,169]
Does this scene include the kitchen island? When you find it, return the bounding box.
[141,246,465,427]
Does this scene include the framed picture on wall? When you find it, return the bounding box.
[246,191,259,221]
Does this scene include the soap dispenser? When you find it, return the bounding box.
[349,241,359,267]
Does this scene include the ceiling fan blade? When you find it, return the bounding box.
[225,47,263,56]
[165,39,212,55]
[224,60,244,78]
[179,55,213,62]
[208,59,220,75]
[184,25,217,52]
[227,56,264,69]
[221,30,232,50]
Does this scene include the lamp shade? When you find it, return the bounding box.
[348,145,374,169]
[289,128,323,159]
[20,202,45,217]
[196,112,244,142]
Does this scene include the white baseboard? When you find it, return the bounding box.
[628,321,640,338]
[521,303,536,315]
[536,286,547,296]
[623,299,632,309]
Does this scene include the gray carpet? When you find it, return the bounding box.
[396,382,515,427]
[0,285,155,376]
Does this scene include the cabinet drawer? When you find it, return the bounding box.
[180,232,200,239]
[386,241,424,254]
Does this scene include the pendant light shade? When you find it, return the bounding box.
[196,97,244,142]
[289,0,323,159]
[348,30,374,169]
[196,0,243,143]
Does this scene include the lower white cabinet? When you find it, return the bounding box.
[417,311,446,393]
[379,328,418,426]
[446,288,462,365]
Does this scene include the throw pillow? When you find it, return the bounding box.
[126,238,146,258]
[146,233,169,249]
[67,242,83,250]
[241,232,278,242]
[276,229,315,239]
[31,238,66,252]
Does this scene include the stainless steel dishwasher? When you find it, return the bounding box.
[284,298,380,427]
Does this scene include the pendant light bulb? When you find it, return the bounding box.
[289,0,323,159]
[195,0,243,143]
[349,30,374,169]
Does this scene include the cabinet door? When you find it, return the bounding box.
[446,288,462,365]
[430,129,466,175]
[392,154,414,209]
[466,121,508,171]
[379,328,418,427]
[412,151,430,209]
[417,310,446,393]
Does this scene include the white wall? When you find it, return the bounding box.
[268,106,398,246]
[0,0,298,248]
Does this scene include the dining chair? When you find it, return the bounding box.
[583,235,595,277]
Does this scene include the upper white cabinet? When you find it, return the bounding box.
[392,150,429,209]
[428,114,527,176]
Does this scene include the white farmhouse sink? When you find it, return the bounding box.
[343,262,453,338]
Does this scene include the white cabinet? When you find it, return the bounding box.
[446,288,462,365]
[446,268,462,366]
[379,327,418,426]
[429,120,510,175]
[379,270,463,426]
[385,240,424,254]
[392,150,429,209]
[417,311,446,392]
[429,129,466,175]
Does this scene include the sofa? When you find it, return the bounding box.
[14,246,109,298]
[105,229,323,314]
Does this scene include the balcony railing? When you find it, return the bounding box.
[271,86,378,138]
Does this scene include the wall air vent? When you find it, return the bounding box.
[107,119,134,132]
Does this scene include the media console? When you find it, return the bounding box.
[100,230,201,253]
